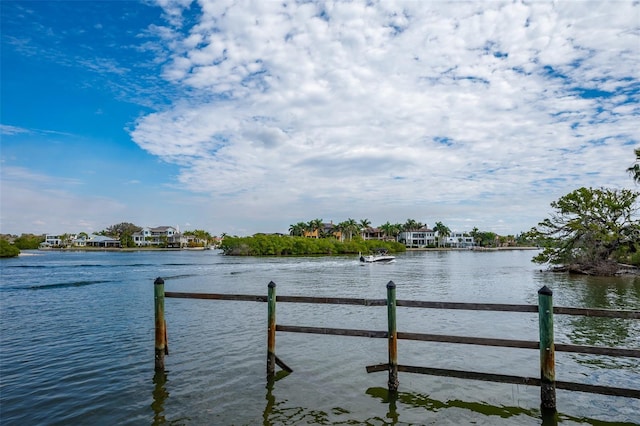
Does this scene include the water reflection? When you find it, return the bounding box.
[365,387,637,426]
[536,274,640,350]
[151,371,169,425]
[263,371,293,425]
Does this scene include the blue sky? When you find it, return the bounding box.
[1,1,638,237]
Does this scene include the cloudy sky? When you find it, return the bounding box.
[1,1,638,237]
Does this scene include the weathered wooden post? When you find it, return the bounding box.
[538,285,556,411]
[267,281,276,377]
[387,281,399,392]
[154,277,168,372]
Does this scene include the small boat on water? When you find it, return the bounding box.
[359,249,396,263]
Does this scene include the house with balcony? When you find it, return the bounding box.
[398,227,436,248]
[39,234,80,248]
[40,234,63,248]
[132,226,186,247]
[444,232,475,248]
[361,227,385,241]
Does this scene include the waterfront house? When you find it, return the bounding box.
[86,235,121,248]
[398,227,436,248]
[39,234,78,248]
[445,232,475,248]
[303,222,342,240]
[361,227,385,241]
[133,226,187,248]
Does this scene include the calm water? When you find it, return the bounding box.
[1,249,638,425]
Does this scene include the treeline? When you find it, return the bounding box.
[220,234,406,256]
[3,234,44,249]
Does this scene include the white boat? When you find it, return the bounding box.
[359,249,396,263]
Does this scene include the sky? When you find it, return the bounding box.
[1,0,638,237]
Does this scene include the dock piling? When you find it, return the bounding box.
[538,285,556,411]
[387,281,399,392]
[154,277,167,372]
[267,281,276,377]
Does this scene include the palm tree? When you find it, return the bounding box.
[379,221,394,241]
[335,221,347,242]
[380,222,403,242]
[403,219,419,232]
[359,218,371,238]
[391,223,403,240]
[342,218,358,240]
[289,222,307,237]
[433,221,451,247]
[308,218,324,238]
[628,148,640,184]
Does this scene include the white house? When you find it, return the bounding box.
[39,234,78,248]
[86,235,121,248]
[133,226,186,247]
[398,228,436,248]
[445,232,475,248]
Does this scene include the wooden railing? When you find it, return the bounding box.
[153,278,640,414]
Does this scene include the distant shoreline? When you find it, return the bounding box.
[406,246,539,251]
[35,247,213,252]
[32,246,538,253]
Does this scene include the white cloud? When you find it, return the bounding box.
[1,125,30,135]
[128,0,639,234]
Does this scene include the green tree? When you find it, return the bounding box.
[433,221,451,248]
[379,222,402,241]
[470,227,479,245]
[628,148,640,184]
[343,218,359,240]
[184,229,213,247]
[359,218,371,238]
[103,222,142,239]
[13,234,45,249]
[0,239,20,257]
[219,234,406,256]
[289,222,307,237]
[379,221,394,241]
[527,187,640,275]
[102,222,141,248]
[59,233,72,248]
[308,218,324,238]
[402,219,422,232]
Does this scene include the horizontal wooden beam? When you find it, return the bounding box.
[553,306,640,319]
[365,364,640,399]
[397,332,539,350]
[276,325,639,358]
[165,291,268,302]
[396,300,538,313]
[276,324,386,338]
[276,295,386,306]
[165,291,639,319]
[555,343,640,358]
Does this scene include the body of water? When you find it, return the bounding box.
[1,249,638,425]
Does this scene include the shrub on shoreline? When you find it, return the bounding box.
[220,234,406,256]
[0,239,20,258]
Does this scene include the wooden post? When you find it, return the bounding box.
[538,285,556,411]
[154,277,167,372]
[267,281,276,377]
[387,281,399,391]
